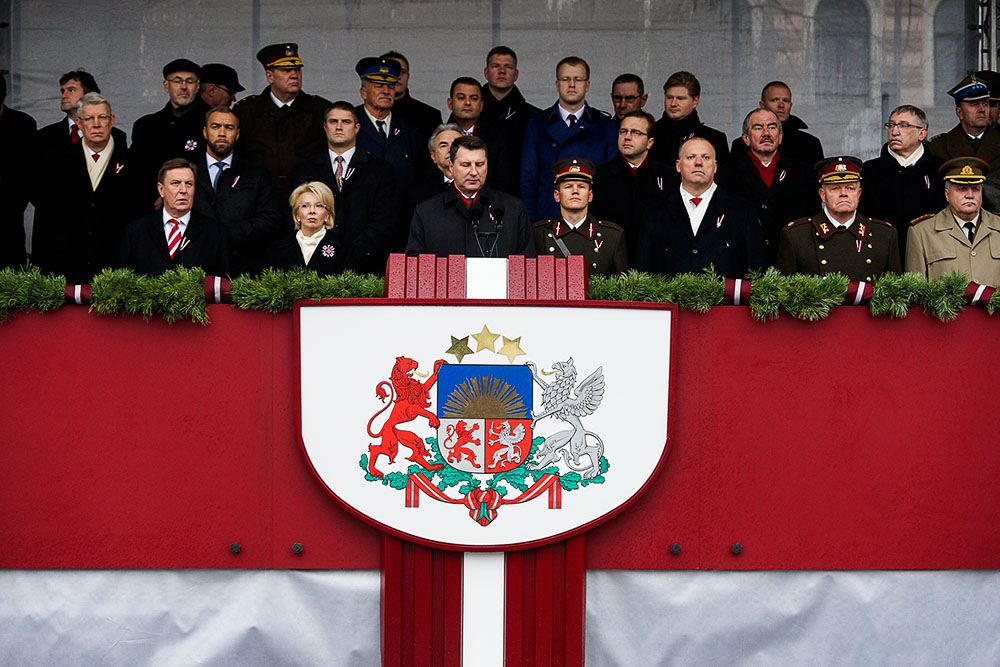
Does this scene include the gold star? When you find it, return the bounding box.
[472,325,500,353]
[498,336,526,363]
[446,335,474,362]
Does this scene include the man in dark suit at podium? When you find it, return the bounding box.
[637,137,765,277]
[120,158,229,276]
[406,135,535,258]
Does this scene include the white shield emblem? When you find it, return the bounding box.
[297,301,673,549]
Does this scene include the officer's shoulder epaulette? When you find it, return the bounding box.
[910,213,934,226]
[869,217,894,229]
[596,219,624,231]
[594,108,613,119]
[232,94,258,110]
[786,217,812,228]
[926,132,946,144]
[532,219,554,229]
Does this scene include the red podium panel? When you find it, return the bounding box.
[2,306,999,570]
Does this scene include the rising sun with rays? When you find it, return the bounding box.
[441,376,527,419]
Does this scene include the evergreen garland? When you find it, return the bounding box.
[913,271,968,322]
[870,272,923,318]
[230,268,383,313]
[0,267,65,321]
[0,267,996,324]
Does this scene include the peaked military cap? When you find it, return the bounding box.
[939,156,989,184]
[815,156,862,184]
[974,70,1000,101]
[201,63,245,93]
[355,57,400,84]
[162,58,201,79]
[552,157,596,184]
[948,73,989,103]
[257,43,303,69]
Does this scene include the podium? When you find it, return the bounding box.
[378,254,590,666]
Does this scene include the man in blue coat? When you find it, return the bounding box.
[520,56,618,221]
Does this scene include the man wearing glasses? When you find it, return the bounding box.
[31,92,138,283]
[519,56,618,221]
[859,105,944,262]
[610,74,648,127]
[928,74,1000,213]
[130,59,210,208]
[592,110,674,266]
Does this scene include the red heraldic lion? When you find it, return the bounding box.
[366,356,447,478]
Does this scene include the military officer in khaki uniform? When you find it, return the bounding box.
[905,157,1000,286]
[532,157,628,276]
[776,156,900,281]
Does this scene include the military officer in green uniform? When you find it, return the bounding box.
[927,74,1000,213]
[775,156,900,282]
[532,157,628,275]
[233,43,331,205]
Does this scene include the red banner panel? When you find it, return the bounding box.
[1,306,998,570]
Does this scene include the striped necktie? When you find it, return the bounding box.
[167,219,182,258]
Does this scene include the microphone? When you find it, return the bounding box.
[468,201,484,235]
[468,201,484,222]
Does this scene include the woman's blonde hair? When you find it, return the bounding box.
[289,181,336,230]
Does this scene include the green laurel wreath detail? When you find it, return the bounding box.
[358,436,610,493]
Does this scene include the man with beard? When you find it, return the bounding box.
[292,101,398,274]
[193,106,282,276]
[406,135,534,258]
[776,156,899,282]
[533,157,627,275]
[929,74,1000,212]
[906,157,1000,286]
[729,82,824,167]
[592,110,674,266]
[637,137,764,277]
[120,158,229,276]
[650,71,729,168]
[859,105,945,262]
[717,108,818,265]
[130,59,210,208]
[234,43,330,204]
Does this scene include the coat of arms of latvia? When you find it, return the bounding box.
[297,302,673,550]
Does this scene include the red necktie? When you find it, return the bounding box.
[70,123,80,144]
[167,219,182,258]
[568,114,577,128]
[91,153,100,163]
[691,197,702,207]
